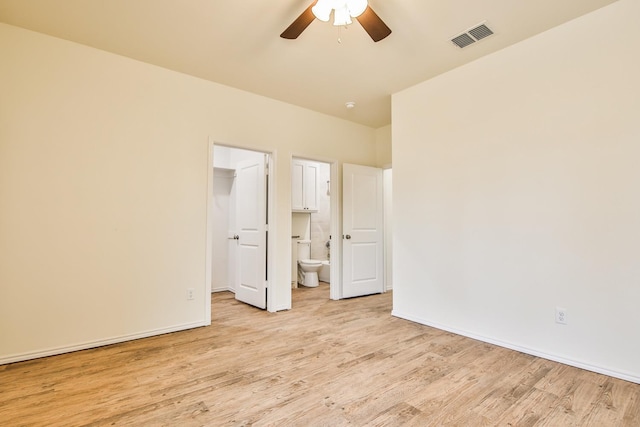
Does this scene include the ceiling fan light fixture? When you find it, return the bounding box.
[333,5,352,26]
[313,0,368,26]
[281,0,389,42]
[346,0,368,18]
[312,0,332,22]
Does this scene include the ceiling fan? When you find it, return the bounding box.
[280,0,392,42]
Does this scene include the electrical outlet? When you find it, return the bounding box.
[556,307,567,325]
[187,288,195,300]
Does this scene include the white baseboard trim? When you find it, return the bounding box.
[212,286,234,293]
[0,320,207,366]
[392,309,640,385]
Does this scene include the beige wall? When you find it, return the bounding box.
[0,24,377,363]
[392,0,640,383]
[375,124,392,167]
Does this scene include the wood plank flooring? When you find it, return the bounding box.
[1,284,639,426]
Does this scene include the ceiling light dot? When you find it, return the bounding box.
[345,101,356,109]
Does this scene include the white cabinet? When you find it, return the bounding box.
[292,159,319,212]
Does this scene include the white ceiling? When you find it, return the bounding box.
[0,0,618,128]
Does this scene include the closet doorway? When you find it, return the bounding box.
[211,144,272,310]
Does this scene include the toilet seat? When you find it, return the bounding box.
[299,259,322,267]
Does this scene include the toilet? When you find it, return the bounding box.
[297,240,322,287]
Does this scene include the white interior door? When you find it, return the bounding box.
[342,163,384,298]
[234,155,267,309]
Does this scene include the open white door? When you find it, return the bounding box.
[234,155,267,309]
[342,163,384,298]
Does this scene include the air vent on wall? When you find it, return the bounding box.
[451,22,494,48]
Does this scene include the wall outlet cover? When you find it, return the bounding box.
[555,307,567,325]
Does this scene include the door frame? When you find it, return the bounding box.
[207,138,277,312]
[290,155,342,301]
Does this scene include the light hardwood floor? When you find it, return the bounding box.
[1,285,639,426]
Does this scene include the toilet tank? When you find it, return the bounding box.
[296,240,311,260]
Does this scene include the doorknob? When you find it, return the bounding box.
[345,234,351,240]
[234,235,239,240]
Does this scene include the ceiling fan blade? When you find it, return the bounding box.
[280,1,317,39]
[356,6,392,42]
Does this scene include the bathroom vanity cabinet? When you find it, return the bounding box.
[291,159,319,212]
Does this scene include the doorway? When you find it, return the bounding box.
[291,157,341,303]
[210,143,273,310]
[289,159,387,303]
[291,158,331,289]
